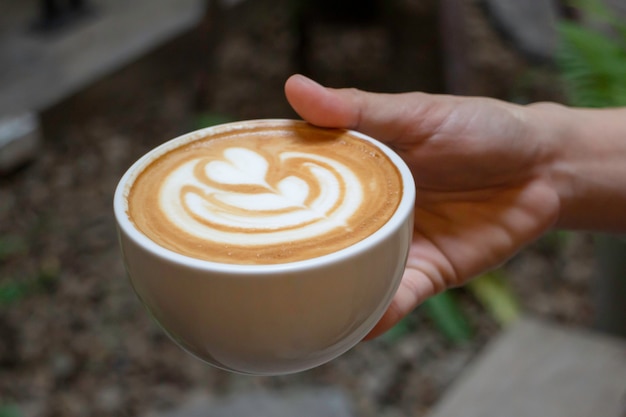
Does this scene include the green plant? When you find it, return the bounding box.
[193,112,233,130]
[467,271,520,327]
[382,290,475,346]
[557,0,626,107]
[0,235,27,262]
[422,291,474,344]
[0,404,22,417]
[0,258,59,307]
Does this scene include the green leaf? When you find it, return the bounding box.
[558,22,626,107]
[0,404,22,417]
[36,257,60,292]
[0,235,27,261]
[422,291,473,344]
[0,281,30,306]
[557,2,626,107]
[0,258,60,306]
[467,271,520,327]
[193,113,234,130]
[381,315,414,344]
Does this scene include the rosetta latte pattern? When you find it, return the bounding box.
[128,122,402,264]
[160,147,363,245]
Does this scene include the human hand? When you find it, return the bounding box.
[284,74,561,338]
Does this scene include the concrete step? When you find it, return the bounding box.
[0,0,206,117]
[144,388,354,417]
[427,317,626,417]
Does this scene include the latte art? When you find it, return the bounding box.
[128,122,402,264]
[164,148,363,245]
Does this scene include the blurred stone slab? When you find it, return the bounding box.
[0,0,206,116]
[427,317,626,417]
[483,0,626,63]
[482,0,559,62]
[146,388,354,417]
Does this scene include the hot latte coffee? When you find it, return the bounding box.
[127,120,402,265]
[116,119,415,374]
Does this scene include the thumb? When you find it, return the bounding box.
[284,74,446,145]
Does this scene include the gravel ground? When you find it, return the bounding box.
[0,1,594,416]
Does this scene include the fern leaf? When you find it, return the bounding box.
[557,19,626,107]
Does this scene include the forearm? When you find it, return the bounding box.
[532,103,626,232]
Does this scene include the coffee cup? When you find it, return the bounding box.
[113,119,415,375]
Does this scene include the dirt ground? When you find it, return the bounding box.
[0,1,595,416]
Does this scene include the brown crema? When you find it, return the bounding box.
[127,121,402,264]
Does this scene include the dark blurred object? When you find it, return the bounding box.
[0,317,20,368]
[294,0,385,76]
[439,0,470,95]
[32,0,93,33]
[298,0,382,23]
[595,235,626,338]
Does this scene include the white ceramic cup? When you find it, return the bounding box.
[113,120,415,375]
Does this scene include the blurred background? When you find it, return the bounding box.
[1,0,625,416]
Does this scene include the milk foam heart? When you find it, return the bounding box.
[160,149,363,245]
[127,122,402,264]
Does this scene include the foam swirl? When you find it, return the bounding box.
[160,147,363,245]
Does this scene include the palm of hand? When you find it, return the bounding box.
[368,97,560,337]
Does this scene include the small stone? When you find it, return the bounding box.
[0,113,41,175]
[95,386,124,414]
[394,334,428,362]
[50,352,77,381]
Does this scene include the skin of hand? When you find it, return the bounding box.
[284,74,564,339]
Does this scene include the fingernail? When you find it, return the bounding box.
[293,74,322,87]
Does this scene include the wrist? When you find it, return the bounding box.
[528,103,626,232]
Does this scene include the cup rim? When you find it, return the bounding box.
[113,119,415,274]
